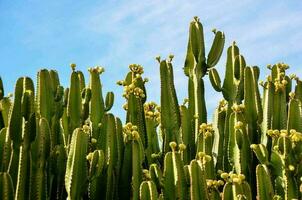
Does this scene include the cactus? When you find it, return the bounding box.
[65,127,88,200]
[162,142,188,199]
[0,16,301,200]
[0,172,14,200]
[159,57,182,153]
[184,17,225,163]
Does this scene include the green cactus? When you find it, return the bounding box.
[65,127,88,200]
[139,180,158,200]
[30,118,50,200]
[184,17,224,164]
[162,142,188,200]
[159,57,182,153]
[0,172,14,200]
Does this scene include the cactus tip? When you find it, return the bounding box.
[70,63,76,71]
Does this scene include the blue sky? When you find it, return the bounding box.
[0,0,302,121]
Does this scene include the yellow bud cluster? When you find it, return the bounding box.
[267,129,280,138]
[123,122,139,140]
[143,169,151,180]
[70,63,76,71]
[144,102,160,120]
[218,99,227,112]
[129,64,144,75]
[220,172,245,184]
[82,125,90,134]
[197,152,212,164]
[234,121,244,130]
[206,179,224,188]
[274,78,287,91]
[116,80,125,86]
[88,66,105,74]
[289,129,302,143]
[178,143,186,151]
[199,123,214,136]
[169,141,177,150]
[279,129,288,137]
[122,83,145,99]
[289,92,295,99]
[133,87,145,98]
[231,103,245,113]
[86,152,93,161]
[276,62,289,71]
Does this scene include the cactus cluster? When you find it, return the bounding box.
[1,16,302,200]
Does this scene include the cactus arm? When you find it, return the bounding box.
[287,96,302,132]
[250,144,269,165]
[222,43,239,101]
[67,69,82,133]
[118,138,132,199]
[163,152,176,199]
[222,182,233,200]
[132,137,143,200]
[212,101,226,171]
[30,118,50,200]
[244,67,260,142]
[207,30,225,68]
[115,117,123,186]
[261,81,274,146]
[160,60,181,152]
[149,164,163,193]
[89,67,105,139]
[209,68,222,92]
[104,91,114,112]
[0,97,12,127]
[163,144,188,200]
[15,119,34,200]
[180,105,194,164]
[0,172,14,200]
[139,181,158,200]
[227,112,236,167]
[65,128,88,200]
[37,69,54,123]
[189,159,208,200]
[8,77,24,149]
[256,164,274,200]
[0,128,7,168]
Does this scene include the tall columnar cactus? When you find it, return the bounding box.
[139,177,158,200]
[162,142,188,199]
[144,102,161,165]
[67,64,84,136]
[118,64,148,149]
[184,17,225,162]
[0,95,12,172]
[88,66,105,139]
[7,77,35,190]
[209,43,247,172]
[118,122,144,200]
[65,127,88,200]
[159,56,182,153]
[30,118,50,200]
[188,158,209,199]
[0,172,14,200]
[15,79,36,200]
